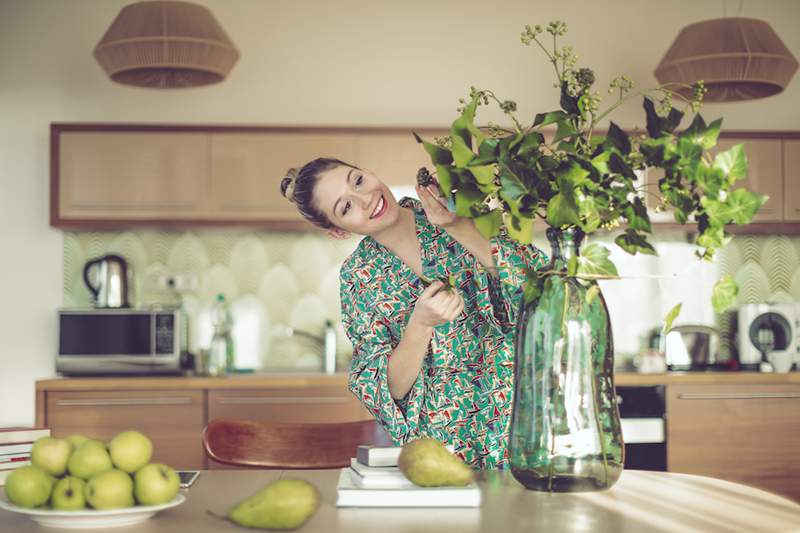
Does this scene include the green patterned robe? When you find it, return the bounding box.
[340,197,548,468]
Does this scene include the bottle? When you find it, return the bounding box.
[207,294,235,376]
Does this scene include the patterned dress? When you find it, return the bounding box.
[340,197,548,469]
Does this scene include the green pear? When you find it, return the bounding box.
[51,476,86,510]
[5,465,54,508]
[84,469,134,510]
[109,430,153,473]
[65,434,90,450]
[134,463,179,505]
[67,440,113,480]
[227,479,319,530]
[31,437,73,476]
[398,438,474,487]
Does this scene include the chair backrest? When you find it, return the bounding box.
[202,418,392,469]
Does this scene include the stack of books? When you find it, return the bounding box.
[0,427,50,485]
[336,444,481,507]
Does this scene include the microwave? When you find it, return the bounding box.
[56,308,185,375]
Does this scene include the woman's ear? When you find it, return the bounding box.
[327,227,351,240]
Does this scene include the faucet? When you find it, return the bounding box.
[276,320,337,374]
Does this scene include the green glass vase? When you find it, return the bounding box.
[509,227,623,492]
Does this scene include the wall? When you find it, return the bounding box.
[2,0,799,426]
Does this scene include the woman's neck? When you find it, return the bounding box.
[372,204,416,251]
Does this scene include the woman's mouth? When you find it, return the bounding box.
[370,195,386,219]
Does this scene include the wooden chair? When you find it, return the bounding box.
[202,418,392,469]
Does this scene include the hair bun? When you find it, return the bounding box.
[280,168,299,203]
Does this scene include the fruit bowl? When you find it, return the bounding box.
[0,493,185,529]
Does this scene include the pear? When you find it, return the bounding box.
[398,438,474,487]
[227,478,319,530]
[67,440,113,480]
[51,477,86,510]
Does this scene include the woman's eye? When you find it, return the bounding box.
[343,202,350,215]
[356,175,363,186]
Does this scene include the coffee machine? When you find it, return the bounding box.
[737,303,800,371]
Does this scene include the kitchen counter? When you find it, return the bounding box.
[35,371,800,391]
[2,469,799,532]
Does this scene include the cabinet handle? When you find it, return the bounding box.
[57,398,193,406]
[218,397,349,405]
[677,392,800,400]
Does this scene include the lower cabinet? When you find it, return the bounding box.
[45,390,207,470]
[666,384,800,502]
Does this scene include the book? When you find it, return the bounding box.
[0,427,50,445]
[348,466,415,489]
[335,468,481,508]
[356,443,455,467]
[349,458,401,477]
[0,443,34,455]
[0,454,31,465]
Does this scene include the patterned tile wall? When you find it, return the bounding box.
[64,229,800,370]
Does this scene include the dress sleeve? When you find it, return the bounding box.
[340,268,425,445]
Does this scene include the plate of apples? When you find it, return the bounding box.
[0,431,185,529]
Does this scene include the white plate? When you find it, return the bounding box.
[0,493,185,529]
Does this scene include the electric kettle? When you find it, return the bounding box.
[83,254,131,308]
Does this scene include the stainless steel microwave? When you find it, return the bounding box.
[57,308,184,375]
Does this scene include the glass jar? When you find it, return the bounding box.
[509,227,623,492]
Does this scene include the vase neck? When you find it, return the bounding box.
[546,227,585,271]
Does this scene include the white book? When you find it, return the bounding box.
[356,444,456,467]
[336,469,481,508]
[0,454,31,464]
[349,458,402,477]
[0,443,34,455]
[348,467,415,489]
[0,428,49,445]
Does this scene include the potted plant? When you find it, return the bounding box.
[414,20,766,492]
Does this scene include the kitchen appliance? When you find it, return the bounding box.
[56,307,184,375]
[83,254,131,308]
[737,303,800,371]
[617,386,666,471]
[662,324,721,371]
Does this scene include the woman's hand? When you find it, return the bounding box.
[416,183,461,228]
[409,280,465,329]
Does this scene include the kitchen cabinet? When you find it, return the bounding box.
[44,390,207,470]
[355,131,448,189]
[783,139,800,222]
[666,383,800,502]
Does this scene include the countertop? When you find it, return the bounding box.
[36,371,800,391]
[2,469,799,533]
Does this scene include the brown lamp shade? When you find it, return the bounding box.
[93,0,240,89]
[655,18,798,102]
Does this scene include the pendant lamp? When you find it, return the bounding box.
[654,18,797,102]
[94,0,240,89]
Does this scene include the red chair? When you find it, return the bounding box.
[202,418,392,469]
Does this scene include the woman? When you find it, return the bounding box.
[280,157,547,469]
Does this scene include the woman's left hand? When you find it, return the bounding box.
[417,183,461,228]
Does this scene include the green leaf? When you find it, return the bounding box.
[518,132,545,157]
[467,164,496,185]
[586,284,600,305]
[546,192,580,227]
[713,144,748,183]
[701,189,767,226]
[605,122,631,155]
[504,212,534,244]
[523,272,544,304]
[557,159,590,187]
[578,195,601,233]
[413,132,453,165]
[615,229,657,256]
[577,243,619,277]
[451,134,475,168]
[554,120,578,143]
[533,110,569,128]
[662,303,682,334]
[474,209,502,239]
[702,118,722,149]
[712,274,739,313]
[624,197,652,233]
[591,151,611,175]
[642,97,684,138]
[435,165,454,198]
[499,170,527,202]
[567,255,578,277]
[454,183,483,217]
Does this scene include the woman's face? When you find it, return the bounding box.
[314,164,400,238]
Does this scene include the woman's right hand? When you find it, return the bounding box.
[409,281,465,329]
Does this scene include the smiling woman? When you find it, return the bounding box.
[279,158,547,468]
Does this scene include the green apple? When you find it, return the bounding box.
[67,440,113,480]
[65,434,90,449]
[108,430,152,473]
[84,469,134,510]
[51,476,86,510]
[134,463,180,506]
[5,465,54,508]
[31,437,73,476]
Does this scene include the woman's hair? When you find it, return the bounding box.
[280,157,357,229]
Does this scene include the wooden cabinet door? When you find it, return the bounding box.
[208,133,358,222]
[666,384,800,501]
[783,140,800,222]
[712,138,783,222]
[355,130,449,190]
[45,390,206,470]
[58,132,210,221]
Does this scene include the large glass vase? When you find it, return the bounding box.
[509,227,623,491]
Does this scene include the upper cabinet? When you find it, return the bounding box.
[50,124,800,231]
